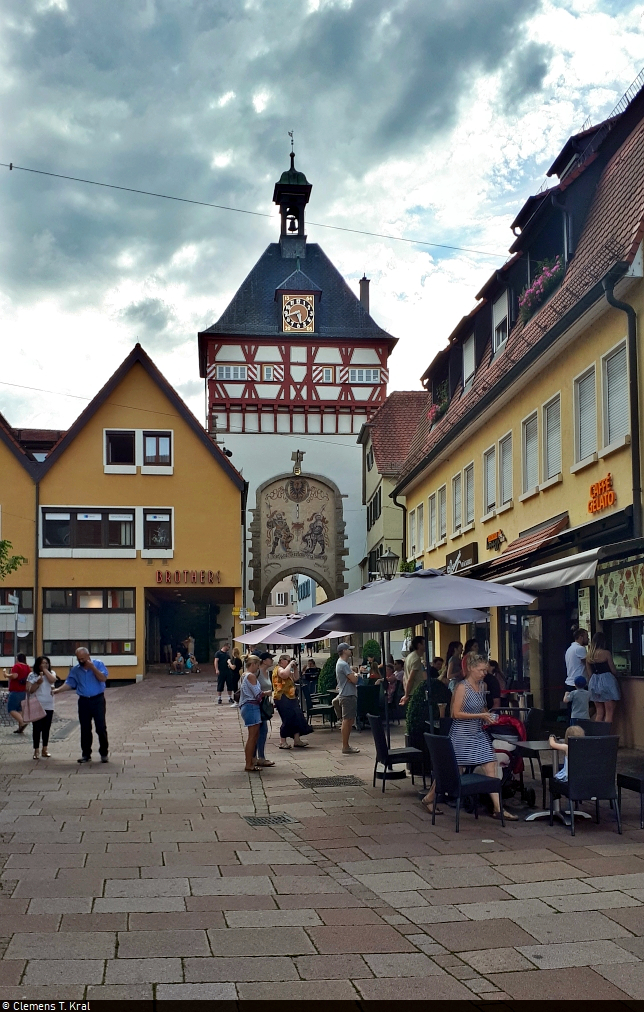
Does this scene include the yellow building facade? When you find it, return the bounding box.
[394,86,644,744]
[0,346,245,680]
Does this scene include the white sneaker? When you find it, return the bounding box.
[228,699,237,706]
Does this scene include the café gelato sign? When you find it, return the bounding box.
[588,473,616,515]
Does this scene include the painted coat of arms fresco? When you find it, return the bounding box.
[249,469,348,611]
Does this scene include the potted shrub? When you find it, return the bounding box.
[405,681,430,782]
[362,639,381,663]
[317,653,338,696]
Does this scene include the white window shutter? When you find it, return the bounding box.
[606,345,628,444]
[409,511,416,557]
[429,495,436,545]
[577,369,596,460]
[439,487,447,539]
[524,414,538,491]
[463,335,475,385]
[417,502,424,552]
[545,398,561,479]
[453,474,462,531]
[484,449,496,512]
[500,436,512,504]
[465,465,474,524]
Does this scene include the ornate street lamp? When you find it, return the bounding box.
[377,547,400,581]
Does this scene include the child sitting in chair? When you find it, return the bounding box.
[549,725,585,782]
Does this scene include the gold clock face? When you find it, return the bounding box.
[283,295,314,332]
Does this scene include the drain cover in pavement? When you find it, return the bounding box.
[244,814,299,826]
[296,776,365,788]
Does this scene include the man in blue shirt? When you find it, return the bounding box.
[54,647,109,763]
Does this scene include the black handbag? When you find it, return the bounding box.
[260,696,275,720]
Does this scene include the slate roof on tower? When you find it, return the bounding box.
[198,243,396,345]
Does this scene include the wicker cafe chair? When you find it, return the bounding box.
[424,732,505,833]
[549,735,621,836]
[367,714,422,793]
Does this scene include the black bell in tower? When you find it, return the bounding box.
[273,151,312,258]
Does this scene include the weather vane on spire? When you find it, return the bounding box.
[288,130,294,153]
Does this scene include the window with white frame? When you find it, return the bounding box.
[322,367,333,383]
[462,334,475,388]
[216,365,247,381]
[263,365,274,381]
[464,463,475,525]
[483,448,496,514]
[603,343,629,446]
[417,502,424,553]
[429,493,437,547]
[543,396,561,480]
[492,291,509,352]
[523,413,539,492]
[499,434,512,505]
[349,368,380,383]
[438,485,447,541]
[452,473,462,533]
[575,366,597,462]
[408,509,416,558]
[275,592,287,606]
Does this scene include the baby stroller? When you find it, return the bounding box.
[487,714,537,809]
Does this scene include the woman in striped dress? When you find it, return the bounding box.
[448,653,517,821]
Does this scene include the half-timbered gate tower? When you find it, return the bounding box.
[198,153,398,611]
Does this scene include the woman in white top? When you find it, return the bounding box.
[27,656,56,760]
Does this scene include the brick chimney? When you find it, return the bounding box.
[359,275,370,315]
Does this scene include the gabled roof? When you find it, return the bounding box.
[38,345,245,490]
[275,268,322,296]
[359,390,429,476]
[0,411,37,479]
[199,242,396,348]
[395,110,644,495]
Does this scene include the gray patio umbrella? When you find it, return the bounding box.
[277,569,534,639]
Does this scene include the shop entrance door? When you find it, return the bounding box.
[501,610,543,708]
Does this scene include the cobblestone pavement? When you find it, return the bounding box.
[0,674,644,1000]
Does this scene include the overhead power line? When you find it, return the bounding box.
[1,161,508,260]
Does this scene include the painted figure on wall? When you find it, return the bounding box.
[302,512,327,556]
[267,511,293,555]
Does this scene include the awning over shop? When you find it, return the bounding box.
[492,547,602,592]
[486,514,570,574]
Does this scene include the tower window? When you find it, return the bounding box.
[263,365,274,382]
[216,365,247,381]
[322,368,333,383]
[349,369,379,384]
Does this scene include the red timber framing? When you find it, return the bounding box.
[205,337,390,435]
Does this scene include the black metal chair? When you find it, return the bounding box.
[300,683,337,728]
[367,714,422,793]
[575,720,613,736]
[617,773,644,829]
[424,733,505,832]
[549,735,621,836]
[521,708,545,779]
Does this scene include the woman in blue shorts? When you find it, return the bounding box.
[239,655,265,772]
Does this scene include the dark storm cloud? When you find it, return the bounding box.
[0,0,548,344]
[502,41,553,112]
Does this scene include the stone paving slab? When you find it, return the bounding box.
[1,672,643,1000]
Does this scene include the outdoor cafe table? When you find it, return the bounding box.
[516,739,591,826]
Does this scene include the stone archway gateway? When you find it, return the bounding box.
[249,470,348,615]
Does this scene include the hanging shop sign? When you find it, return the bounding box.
[577,586,592,633]
[588,474,616,514]
[445,542,478,574]
[486,530,506,552]
[155,570,221,585]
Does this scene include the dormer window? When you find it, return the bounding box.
[463,334,475,388]
[492,291,509,353]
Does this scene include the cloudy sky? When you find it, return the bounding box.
[1,0,642,431]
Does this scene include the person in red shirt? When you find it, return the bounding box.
[8,653,30,733]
